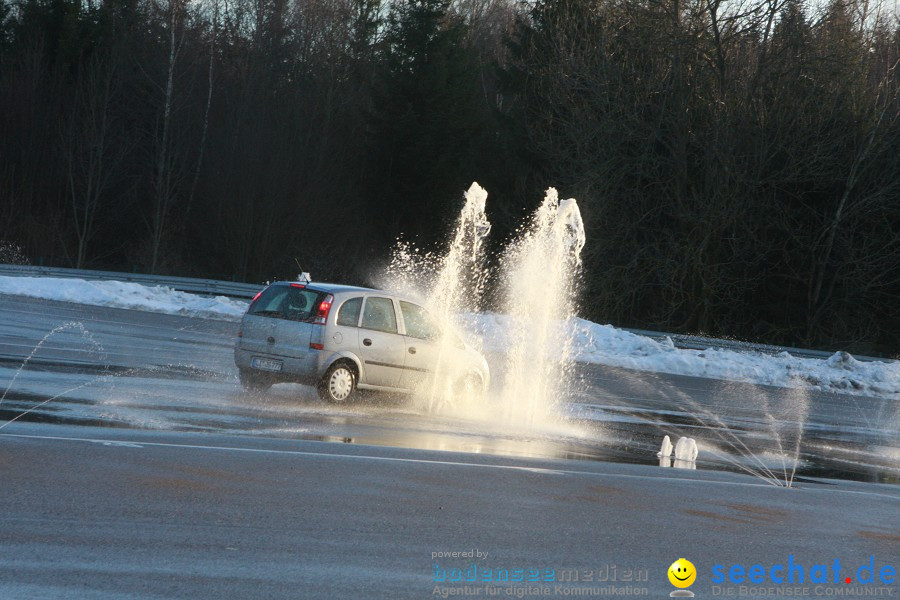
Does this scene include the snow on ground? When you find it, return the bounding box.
[0,275,247,320]
[463,313,899,399]
[1,275,897,398]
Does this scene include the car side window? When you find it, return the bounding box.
[337,297,362,327]
[361,297,398,334]
[400,301,440,341]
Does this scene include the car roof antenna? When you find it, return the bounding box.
[294,258,312,284]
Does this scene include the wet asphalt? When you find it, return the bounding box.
[0,294,897,598]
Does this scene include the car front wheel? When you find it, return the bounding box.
[454,373,485,398]
[318,362,357,403]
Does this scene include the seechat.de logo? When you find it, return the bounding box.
[711,556,896,586]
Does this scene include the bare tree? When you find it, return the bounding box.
[805,56,900,343]
[61,55,130,268]
[148,0,189,273]
[184,0,218,223]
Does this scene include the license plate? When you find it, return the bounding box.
[252,357,283,372]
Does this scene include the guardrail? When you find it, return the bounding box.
[619,328,891,362]
[0,263,892,363]
[0,264,263,299]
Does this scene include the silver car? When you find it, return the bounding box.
[234,281,490,402]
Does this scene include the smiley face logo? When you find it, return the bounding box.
[668,558,697,589]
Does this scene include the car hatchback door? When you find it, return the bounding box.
[239,285,287,356]
[356,296,405,388]
[271,286,322,359]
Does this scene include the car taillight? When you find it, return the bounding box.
[249,290,263,307]
[237,329,243,338]
[314,294,334,325]
[290,283,306,288]
[309,342,324,350]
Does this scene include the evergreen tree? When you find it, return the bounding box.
[368,0,486,246]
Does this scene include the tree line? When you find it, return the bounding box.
[0,0,897,354]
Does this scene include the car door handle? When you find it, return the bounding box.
[267,336,275,344]
[363,338,372,346]
[408,347,416,354]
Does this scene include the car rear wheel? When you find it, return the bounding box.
[318,362,356,403]
[239,368,272,394]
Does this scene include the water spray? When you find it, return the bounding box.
[385,184,586,429]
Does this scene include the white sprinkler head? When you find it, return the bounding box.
[657,435,674,458]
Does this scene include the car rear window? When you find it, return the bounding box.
[248,285,324,322]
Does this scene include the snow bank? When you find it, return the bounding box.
[462,313,899,399]
[0,276,248,320]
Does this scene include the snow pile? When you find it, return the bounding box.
[462,313,899,399]
[0,275,248,320]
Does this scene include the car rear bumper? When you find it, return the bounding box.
[234,345,323,384]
